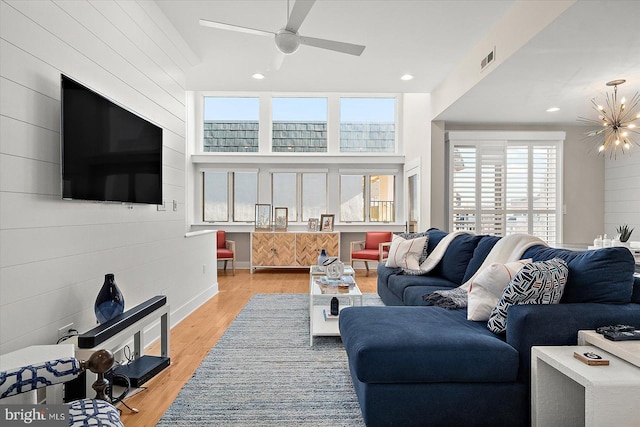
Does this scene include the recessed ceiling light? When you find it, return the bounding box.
[546,107,560,112]
[400,74,414,81]
[252,73,265,80]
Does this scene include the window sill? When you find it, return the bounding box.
[191,153,404,165]
[190,222,406,233]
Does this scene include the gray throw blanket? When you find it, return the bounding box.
[423,287,468,309]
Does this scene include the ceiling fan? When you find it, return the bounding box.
[199,0,366,57]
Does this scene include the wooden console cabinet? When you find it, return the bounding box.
[251,231,339,272]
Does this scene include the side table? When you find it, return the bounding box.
[531,345,640,427]
[309,270,361,346]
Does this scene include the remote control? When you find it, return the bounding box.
[603,330,640,341]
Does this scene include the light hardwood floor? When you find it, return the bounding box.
[119,268,378,427]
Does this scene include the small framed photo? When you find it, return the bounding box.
[320,214,335,232]
[307,218,319,232]
[274,207,288,231]
[255,204,271,230]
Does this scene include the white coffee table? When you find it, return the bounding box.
[309,270,361,346]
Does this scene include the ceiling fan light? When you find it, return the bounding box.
[275,30,300,54]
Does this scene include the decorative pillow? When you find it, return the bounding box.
[394,231,430,264]
[385,234,428,270]
[467,259,531,321]
[487,258,568,334]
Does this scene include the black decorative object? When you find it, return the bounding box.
[330,297,339,316]
[317,249,328,266]
[94,273,125,324]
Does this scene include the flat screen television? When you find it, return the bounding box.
[61,75,163,205]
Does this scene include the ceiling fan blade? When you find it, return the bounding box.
[285,0,316,33]
[299,36,366,56]
[199,19,274,37]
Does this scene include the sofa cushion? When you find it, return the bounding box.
[432,234,484,285]
[467,259,531,321]
[339,306,520,383]
[377,264,400,284]
[522,246,635,304]
[386,235,428,270]
[462,235,501,283]
[426,228,448,253]
[488,258,568,334]
[387,274,457,302]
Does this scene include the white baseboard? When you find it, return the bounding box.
[170,282,219,327]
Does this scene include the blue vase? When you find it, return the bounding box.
[94,273,125,324]
[317,249,328,266]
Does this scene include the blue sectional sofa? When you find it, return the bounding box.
[339,229,640,426]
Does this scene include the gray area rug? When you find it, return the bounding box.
[158,293,383,426]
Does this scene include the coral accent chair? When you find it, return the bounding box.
[216,230,235,275]
[350,231,393,274]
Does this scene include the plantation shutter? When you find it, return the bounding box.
[449,137,560,245]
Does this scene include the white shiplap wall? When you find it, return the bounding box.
[605,154,640,242]
[0,0,216,354]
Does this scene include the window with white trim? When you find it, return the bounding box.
[202,171,258,222]
[271,172,327,222]
[203,97,259,152]
[340,174,396,222]
[272,97,327,152]
[340,97,396,152]
[449,138,561,244]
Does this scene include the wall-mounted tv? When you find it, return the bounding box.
[61,75,163,205]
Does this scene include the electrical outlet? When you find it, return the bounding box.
[58,323,75,340]
[172,200,178,211]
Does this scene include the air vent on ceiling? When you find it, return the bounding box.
[481,47,496,71]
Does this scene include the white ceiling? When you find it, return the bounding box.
[156,0,640,125]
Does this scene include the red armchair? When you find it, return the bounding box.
[216,230,235,275]
[350,231,393,274]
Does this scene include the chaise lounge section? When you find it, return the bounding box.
[339,229,640,426]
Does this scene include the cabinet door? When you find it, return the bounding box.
[252,233,273,266]
[317,233,339,257]
[273,233,296,266]
[296,233,318,266]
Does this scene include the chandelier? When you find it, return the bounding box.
[579,79,640,159]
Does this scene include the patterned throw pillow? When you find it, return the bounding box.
[386,234,428,271]
[467,259,531,321]
[394,231,430,264]
[487,258,568,334]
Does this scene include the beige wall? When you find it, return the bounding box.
[429,124,604,244]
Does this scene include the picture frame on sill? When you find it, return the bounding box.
[274,207,288,231]
[308,218,319,232]
[320,214,335,232]
[255,204,271,231]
